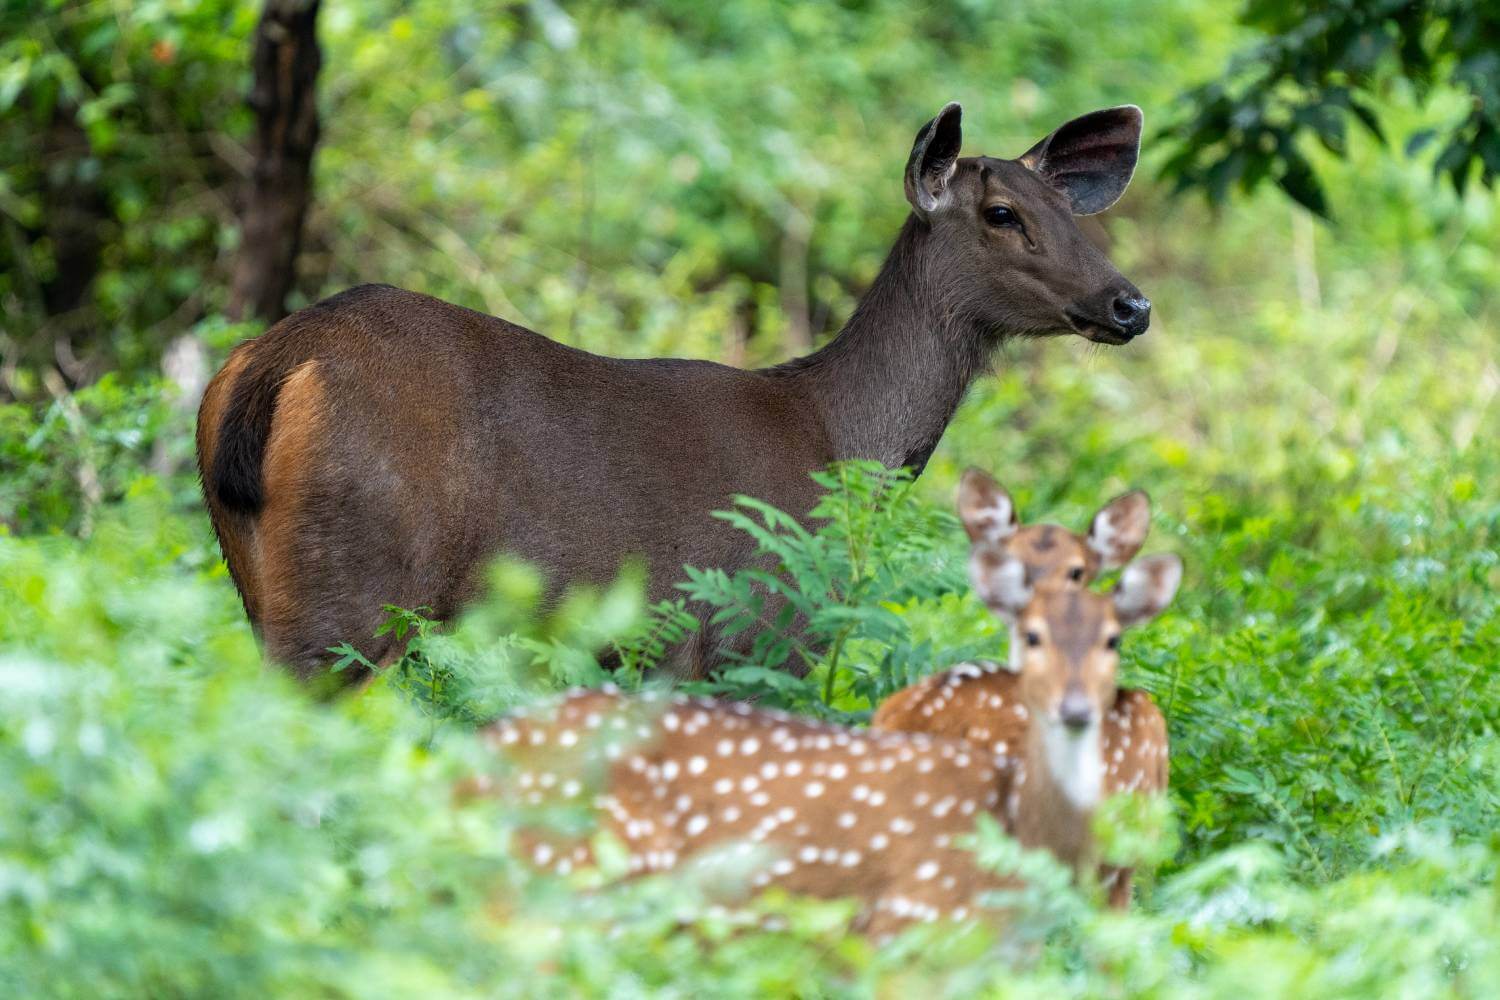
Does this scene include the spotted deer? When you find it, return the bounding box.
[874,469,1175,905]
[953,467,1152,597]
[475,553,1177,935]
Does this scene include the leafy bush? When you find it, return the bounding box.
[0,375,175,535]
[2,481,1498,997]
[677,461,999,720]
[676,460,1499,886]
[4,1,1500,994]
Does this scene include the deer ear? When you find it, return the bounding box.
[970,550,1032,617]
[1018,105,1142,216]
[958,468,1018,544]
[1087,489,1151,569]
[1112,554,1181,628]
[905,102,963,214]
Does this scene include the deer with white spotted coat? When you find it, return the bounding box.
[874,468,1176,905]
[473,546,1178,934]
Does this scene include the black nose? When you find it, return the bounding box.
[1110,294,1151,338]
[1059,692,1094,730]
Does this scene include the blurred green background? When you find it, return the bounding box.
[1,1,1497,996]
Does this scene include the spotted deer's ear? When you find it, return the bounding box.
[958,468,1019,544]
[1087,489,1150,569]
[970,550,1032,617]
[1112,554,1181,628]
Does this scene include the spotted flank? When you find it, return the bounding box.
[480,685,1024,937]
[475,475,1181,929]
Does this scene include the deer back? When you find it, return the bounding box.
[482,688,1021,933]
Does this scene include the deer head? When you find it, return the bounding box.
[970,549,1179,811]
[958,467,1151,595]
[904,103,1151,345]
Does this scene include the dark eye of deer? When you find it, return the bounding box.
[1068,566,1085,582]
[1025,630,1041,648]
[1105,635,1120,650]
[984,204,1019,228]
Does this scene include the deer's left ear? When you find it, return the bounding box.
[905,102,963,215]
[1087,489,1151,569]
[1112,553,1181,628]
[1018,105,1142,215]
[958,468,1019,544]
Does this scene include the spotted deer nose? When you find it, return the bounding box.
[1059,690,1094,730]
[1110,293,1151,338]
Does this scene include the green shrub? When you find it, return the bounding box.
[3,2,1499,993]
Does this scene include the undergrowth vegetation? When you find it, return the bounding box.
[2,416,1496,995]
[3,1,1499,996]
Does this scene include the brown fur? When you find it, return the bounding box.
[257,361,330,671]
[196,344,261,622]
[198,107,1151,679]
[481,687,1024,939]
[957,467,1150,591]
[472,548,1175,931]
[873,665,1167,906]
[877,474,1173,906]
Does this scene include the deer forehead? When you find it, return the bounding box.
[971,528,1096,595]
[1009,524,1095,576]
[966,156,1073,211]
[1020,590,1117,665]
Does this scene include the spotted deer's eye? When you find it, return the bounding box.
[983,204,1019,227]
[1068,566,1085,582]
[1105,635,1120,651]
[1025,631,1042,648]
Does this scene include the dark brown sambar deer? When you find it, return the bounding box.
[197,103,1152,680]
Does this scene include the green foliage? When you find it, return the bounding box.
[4,487,1499,997]
[667,455,1499,886]
[1162,1,1500,213]
[678,461,999,720]
[4,0,1228,388]
[0,0,255,381]
[4,1,1500,994]
[0,375,160,534]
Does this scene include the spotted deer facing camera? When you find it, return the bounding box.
[956,467,1151,597]
[875,476,1177,905]
[477,558,1176,934]
[874,666,1166,907]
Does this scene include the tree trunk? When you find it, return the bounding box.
[39,108,105,326]
[227,0,322,324]
[36,105,108,385]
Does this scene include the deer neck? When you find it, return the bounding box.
[765,216,995,474]
[1010,716,1104,870]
